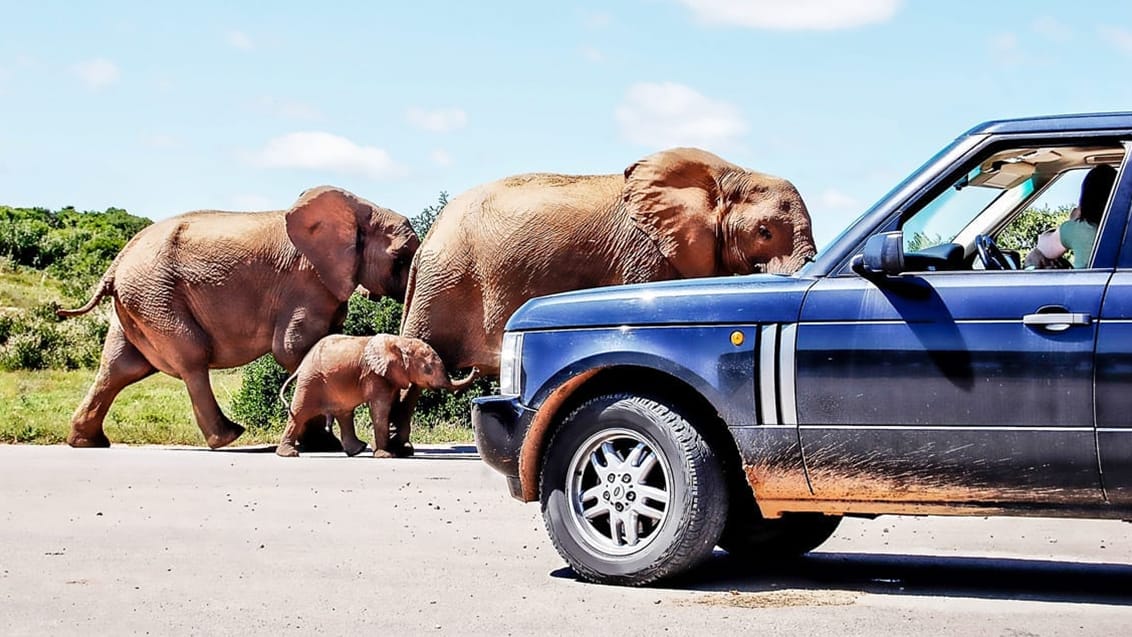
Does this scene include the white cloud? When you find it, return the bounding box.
[615,82,748,150]
[580,45,604,63]
[1032,16,1072,42]
[256,96,322,121]
[249,132,406,180]
[406,107,467,133]
[430,149,453,167]
[1100,26,1132,55]
[73,58,120,89]
[143,134,180,150]
[583,11,612,30]
[227,30,254,50]
[989,32,1025,66]
[819,189,859,211]
[674,0,901,30]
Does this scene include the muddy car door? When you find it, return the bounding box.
[790,144,1130,511]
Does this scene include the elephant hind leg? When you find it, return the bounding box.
[150,308,245,449]
[69,322,157,448]
[277,410,326,457]
[180,370,245,449]
[335,410,367,457]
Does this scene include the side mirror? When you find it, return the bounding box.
[851,231,906,278]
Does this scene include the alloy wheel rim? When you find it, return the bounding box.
[565,427,673,556]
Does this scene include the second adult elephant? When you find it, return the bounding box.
[394,147,816,453]
[58,186,419,449]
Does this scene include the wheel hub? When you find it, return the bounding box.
[565,428,673,556]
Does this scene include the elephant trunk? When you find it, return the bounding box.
[444,367,480,393]
[764,230,817,275]
[764,249,815,275]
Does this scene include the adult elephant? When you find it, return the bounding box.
[393,147,816,453]
[58,186,420,449]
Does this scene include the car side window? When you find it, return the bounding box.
[897,145,1125,272]
[997,169,1089,269]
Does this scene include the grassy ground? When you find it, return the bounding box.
[0,369,474,447]
[0,264,68,310]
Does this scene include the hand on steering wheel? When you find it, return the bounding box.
[975,234,1016,270]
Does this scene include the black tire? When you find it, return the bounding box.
[540,394,727,586]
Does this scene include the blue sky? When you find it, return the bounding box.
[3,0,1132,246]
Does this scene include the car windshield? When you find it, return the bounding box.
[902,170,1032,251]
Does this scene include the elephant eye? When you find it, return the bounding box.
[758,225,773,241]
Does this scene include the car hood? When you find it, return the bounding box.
[506,275,817,331]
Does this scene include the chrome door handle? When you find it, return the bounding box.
[1022,312,1092,332]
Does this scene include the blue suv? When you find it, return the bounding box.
[472,112,1132,585]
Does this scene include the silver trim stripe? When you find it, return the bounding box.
[778,323,799,426]
[758,325,778,426]
[799,425,1093,432]
[757,323,799,427]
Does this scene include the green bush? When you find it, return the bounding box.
[342,294,402,336]
[998,204,1074,253]
[228,355,292,433]
[0,205,150,301]
[0,303,105,371]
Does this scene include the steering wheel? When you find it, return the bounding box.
[975,234,1016,270]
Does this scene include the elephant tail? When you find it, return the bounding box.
[278,369,301,418]
[56,273,115,318]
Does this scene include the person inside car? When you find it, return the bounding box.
[1028,164,1118,269]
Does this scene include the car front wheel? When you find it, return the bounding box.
[540,394,727,586]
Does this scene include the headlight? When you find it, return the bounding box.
[499,332,524,397]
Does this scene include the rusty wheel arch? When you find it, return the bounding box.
[517,366,747,504]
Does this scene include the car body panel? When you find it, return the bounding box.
[506,275,812,333]
[794,271,1109,508]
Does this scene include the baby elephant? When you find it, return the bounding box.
[277,334,478,458]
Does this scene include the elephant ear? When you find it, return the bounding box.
[285,186,360,302]
[363,335,411,390]
[623,148,731,278]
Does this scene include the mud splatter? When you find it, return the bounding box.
[686,589,860,609]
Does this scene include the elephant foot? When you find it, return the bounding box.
[391,440,414,458]
[372,449,395,459]
[206,423,246,450]
[342,439,367,457]
[276,441,300,458]
[67,431,111,448]
[298,425,343,453]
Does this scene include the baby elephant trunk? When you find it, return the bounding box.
[443,367,480,393]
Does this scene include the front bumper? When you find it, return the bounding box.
[471,395,536,499]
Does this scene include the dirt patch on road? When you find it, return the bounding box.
[687,589,860,609]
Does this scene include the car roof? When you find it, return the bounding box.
[967,111,1132,136]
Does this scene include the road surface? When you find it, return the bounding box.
[1,445,1129,635]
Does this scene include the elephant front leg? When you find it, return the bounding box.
[335,410,367,457]
[181,370,245,449]
[368,396,396,459]
[388,385,421,458]
[69,322,156,447]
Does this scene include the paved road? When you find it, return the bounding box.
[1,445,1130,636]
